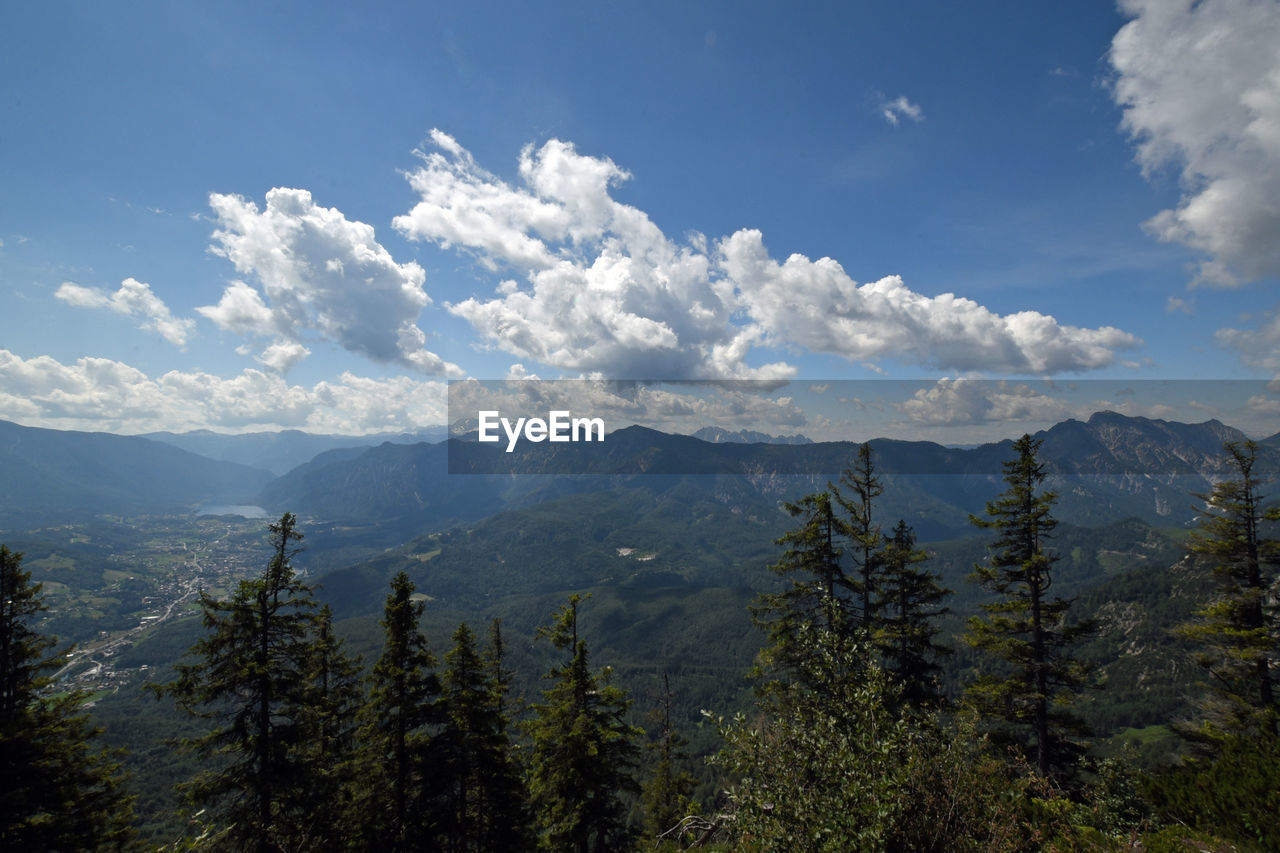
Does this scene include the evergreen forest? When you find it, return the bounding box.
[3,431,1279,852]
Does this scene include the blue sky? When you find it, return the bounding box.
[2,0,1278,439]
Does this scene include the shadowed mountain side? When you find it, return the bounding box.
[143,426,449,475]
[0,420,273,524]
[259,413,1278,536]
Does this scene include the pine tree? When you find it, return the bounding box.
[875,519,952,709]
[438,621,533,852]
[752,491,854,681]
[0,544,136,851]
[357,570,443,851]
[526,595,641,853]
[295,603,363,849]
[835,442,884,630]
[1177,440,1280,742]
[155,512,319,852]
[964,434,1093,778]
[640,672,697,843]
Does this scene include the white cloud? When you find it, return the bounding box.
[721,230,1140,373]
[1246,392,1280,415]
[200,187,462,377]
[257,340,311,373]
[880,95,924,126]
[1111,0,1280,286]
[447,379,809,436]
[197,280,277,338]
[395,134,1139,378]
[56,277,195,348]
[897,379,1075,426]
[1216,305,1280,374]
[397,132,776,379]
[0,349,448,434]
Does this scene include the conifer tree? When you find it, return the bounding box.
[964,435,1093,778]
[438,621,533,853]
[835,442,884,630]
[875,519,952,709]
[484,618,513,729]
[0,544,136,851]
[357,570,443,851]
[156,512,319,852]
[526,595,641,853]
[296,603,363,849]
[1177,440,1280,741]
[752,492,853,680]
[640,672,697,842]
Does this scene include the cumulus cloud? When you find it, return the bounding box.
[56,277,195,348]
[890,378,1218,430]
[1216,306,1280,374]
[199,188,462,376]
[720,230,1140,373]
[396,132,777,380]
[897,379,1076,426]
[0,349,448,434]
[1111,0,1280,286]
[448,378,809,436]
[880,95,924,126]
[396,133,1139,378]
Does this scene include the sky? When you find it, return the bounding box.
[2,0,1278,441]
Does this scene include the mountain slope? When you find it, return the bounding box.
[0,420,273,523]
[143,427,448,475]
[258,412,1276,535]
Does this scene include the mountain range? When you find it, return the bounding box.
[258,412,1280,540]
[3,413,1276,537]
[142,426,448,475]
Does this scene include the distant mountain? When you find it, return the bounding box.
[142,427,448,475]
[692,426,813,445]
[0,420,273,525]
[258,411,1277,536]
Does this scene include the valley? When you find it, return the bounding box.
[2,411,1277,846]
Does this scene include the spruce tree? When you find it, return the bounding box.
[357,570,443,851]
[875,519,952,709]
[964,434,1093,778]
[155,512,320,851]
[1177,440,1280,741]
[438,621,533,852]
[295,603,363,849]
[640,672,697,843]
[0,544,136,851]
[752,492,853,681]
[526,595,641,853]
[835,442,884,630]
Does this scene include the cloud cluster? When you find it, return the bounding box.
[56,278,194,348]
[1217,309,1280,375]
[200,188,462,376]
[448,379,810,436]
[888,378,1246,433]
[396,132,771,379]
[721,230,1139,373]
[896,379,1076,426]
[395,132,1139,378]
[1111,0,1280,286]
[0,349,448,434]
[880,95,924,126]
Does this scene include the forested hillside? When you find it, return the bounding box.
[3,415,1278,850]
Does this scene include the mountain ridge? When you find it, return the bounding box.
[0,420,274,524]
